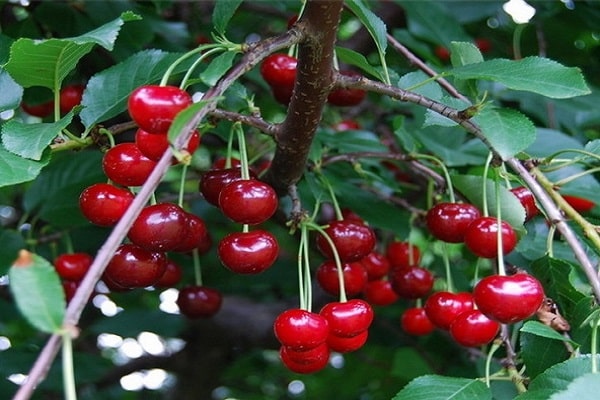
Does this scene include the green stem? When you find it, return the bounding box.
[481,152,493,217]
[322,175,343,221]
[441,243,454,293]
[301,224,313,311]
[592,313,599,373]
[297,226,307,310]
[159,44,224,86]
[308,222,347,302]
[512,23,526,60]
[485,341,501,388]
[553,166,600,187]
[234,123,251,180]
[179,47,226,89]
[411,153,455,202]
[61,332,77,400]
[193,249,202,286]
[495,177,506,276]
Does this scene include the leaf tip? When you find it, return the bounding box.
[13,249,34,268]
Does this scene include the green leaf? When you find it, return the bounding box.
[200,51,237,86]
[527,354,600,394]
[450,41,484,67]
[450,57,591,99]
[0,229,25,276]
[0,145,51,187]
[549,373,600,399]
[399,71,444,100]
[520,331,571,379]
[335,47,384,81]
[8,251,65,333]
[400,1,471,47]
[3,12,139,89]
[1,113,73,160]
[392,375,492,400]
[0,68,23,112]
[212,0,243,35]
[168,98,217,146]
[520,321,579,346]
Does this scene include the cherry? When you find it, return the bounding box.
[212,157,241,169]
[332,119,361,132]
[59,84,84,114]
[326,329,368,353]
[316,220,376,263]
[563,194,595,213]
[434,45,451,62]
[199,167,256,206]
[319,299,373,338]
[53,252,93,281]
[154,259,183,288]
[104,243,167,288]
[474,38,492,53]
[102,143,157,187]
[79,183,135,226]
[473,273,545,324]
[425,202,481,243]
[463,217,517,259]
[401,307,436,336]
[273,309,329,350]
[135,128,200,163]
[327,71,366,107]
[218,180,278,225]
[22,100,54,118]
[217,230,279,274]
[340,208,364,224]
[176,285,222,318]
[510,186,539,221]
[128,203,189,252]
[128,85,193,134]
[279,343,330,374]
[260,53,297,87]
[449,310,500,347]
[362,279,399,306]
[424,291,474,330]
[172,213,210,253]
[389,265,434,299]
[360,251,391,281]
[271,83,294,105]
[316,260,368,297]
[62,280,80,303]
[386,240,421,269]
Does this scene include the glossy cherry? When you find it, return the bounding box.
[563,194,595,213]
[319,299,373,338]
[327,71,366,107]
[386,241,421,269]
[425,202,481,243]
[22,100,54,118]
[473,273,545,324]
[79,183,135,226]
[199,167,256,206]
[332,119,361,132]
[53,252,93,282]
[279,343,330,374]
[172,213,210,253]
[316,220,376,263]
[218,180,278,225]
[135,128,200,163]
[362,279,399,306]
[424,291,474,330]
[464,217,517,259]
[62,280,80,303]
[176,285,222,318]
[326,330,368,353]
[273,309,329,350]
[128,85,193,134]
[316,260,368,297]
[389,265,434,299]
[102,143,157,187]
[104,243,167,288]
[449,310,500,347]
[360,251,391,281]
[154,260,183,288]
[128,203,189,252]
[510,186,539,221]
[260,53,297,87]
[59,84,85,114]
[401,307,436,336]
[217,230,279,274]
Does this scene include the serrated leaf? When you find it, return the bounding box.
[212,0,243,35]
[450,57,591,99]
[549,373,600,399]
[399,71,444,100]
[528,354,600,393]
[472,107,536,160]
[520,331,571,379]
[583,139,600,158]
[520,321,579,346]
[200,51,237,86]
[0,145,51,187]
[450,41,484,67]
[0,229,26,276]
[424,97,470,127]
[168,98,216,147]
[0,68,23,112]
[335,47,383,80]
[1,113,73,160]
[392,375,492,400]
[8,251,65,333]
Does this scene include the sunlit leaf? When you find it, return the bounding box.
[392,375,492,400]
[0,68,23,112]
[520,321,579,346]
[0,146,51,187]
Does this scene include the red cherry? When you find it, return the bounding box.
[128,85,193,134]
[340,208,364,224]
[53,252,93,281]
[449,310,500,347]
[102,143,157,187]
[199,167,256,206]
[316,220,376,263]
[217,230,279,274]
[212,157,241,169]
[326,330,368,353]
[464,217,517,259]
[386,241,421,269]
[360,251,391,281]
[510,186,539,221]
[327,71,366,107]
[154,259,183,288]
[218,180,278,225]
[424,291,474,330]
[176,285,222,318]
[425,202,481,243]
[286,14,299,29]
[135,128,200,163]
[59,84,84,114]
[332,120,361,131]
[389,265,434,299]
[21,100,54,118]
[172,213,210,253]
[362,279,399,306]
[434,45,450,61]
[473,273,545,324]
[62,280,80,303]
[319,299,373,338]
[474,38,492,53]
[273,309,329,350]
[562,194,595,213]
[260,54,297,87]
[271,82,295,105]
[128,203,189,252]
[79,183,135,226]
[316,260,368,297]
[104,244,167,288]
[401,307,436,336]
[279,343,330,374]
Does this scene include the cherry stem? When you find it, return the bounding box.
[481,152,493,217]
[441,243,454,293]
[193,249,203,286]
[179,47,227,90]
[591,313,600,374]
[98,128,116,148]
[234,122,251,181]
[61,332,77,400]
[177,164,188,208]
[484,341,501,388]
[63,232,74,254]
[308,222,347,303]
[299,223,314,311]
[321,174,343,221]
[296,225,307,310]
[411,153,455,203]
[160,43,224,87]
[495,178,506,276]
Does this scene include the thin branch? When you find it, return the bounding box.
[209,108,277,137]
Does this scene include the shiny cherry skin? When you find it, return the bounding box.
[260,53,297,87]
[425,202,481,243]
[217,230,279,274]
[22,100,54,118]
[363,279,399,306]
[424,291,474,330]
[386,241,421,269]
[327,71,366,107]
[79,183,135,226]
[449,310,500,347]
[401,307,436,336]
[128,203,189,252]
[128,85,193,134]
[212,157,241,169]
[332,119,361,132]
[135,128,200,163]
[104,244,167,288]
[464,217,517,259]
[389,265,434,299]
[199,167,256,206]
[327,329,368,353]
[273,309,329,350]
[360,251,390,281]
[154,259,183,288]
[319,299,373,338]
[563,194,595,213]
[316,220,376,263]
[473,273,545,324]
[176,285,222,318]
[510,186,539,221]
[59,84,84,114]
[279,343,330,374]
[62,280,80,303]
[218,180,278,225]
[172,213,209,253]
[316,260,368,297]
[53,253,93,282]
[102,143,157,187]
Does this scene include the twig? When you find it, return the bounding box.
[209,108,277,137]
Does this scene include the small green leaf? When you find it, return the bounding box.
[335,47,384,80]
[0,145,51,187]
[200,51,237,86]
[528,354,600,393]
[450,57,591,99]
[392,375,492,400]
[8,251,65,333]
[472,107,536,160]
[167,99,216,147]
[549,373,600,399]
[0,68,23,112]
[520,321,579,346]
[399,71,444,100]
[450,41,484,67]
[212,0,243,35]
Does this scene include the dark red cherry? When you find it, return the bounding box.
[279,343,330,374]
[315,260,368,297]
[104,243,167,288]
[199,168,256,206]
[401,307,436,336]
[260,54,297,87]
[510,186,539,221]
[154,260,183,288]
[53,253,93,281]
[360,251,391,281]
[128,85,193,134]
[319,299,373,338]
[172,213,209,253]
[362,279,399,306]
[327,71,366,107]
[326,330,368,353]
[79,183,135,226]
[273,309,329,350]
[102,143,157,187]
[389,265,434,299]
[128,203,189,252]
[449,310,500,347]
[425,202,481,243]
[316,220,376,263]
[59,84,85,114]
[386,241,421,269]
[218,180,278,225]
[22,100,54,118]
[176,285,222,318]
[135,128,200,163]
[424,291,474,330]
[464,217,517,259]
[217,230,279,274]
